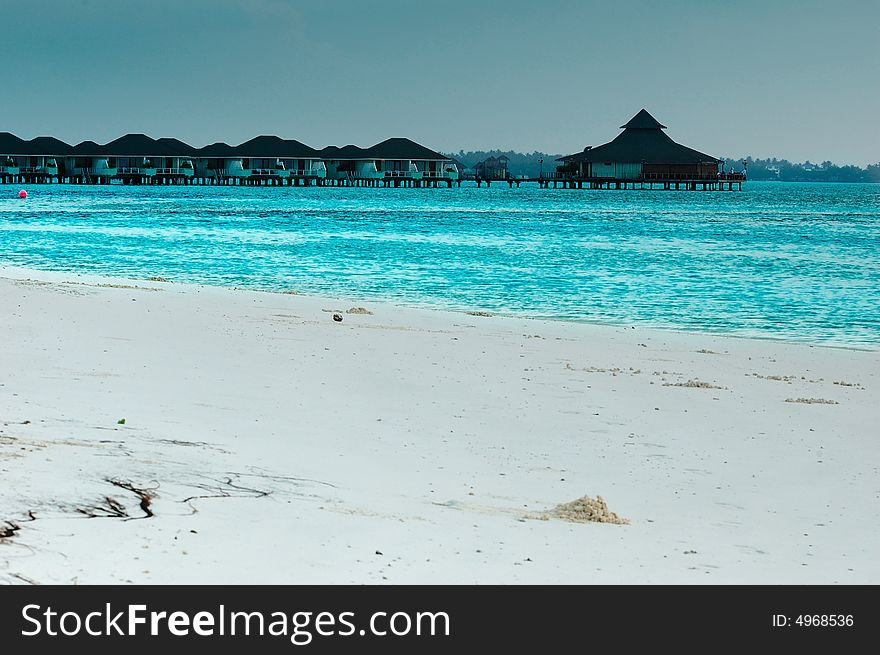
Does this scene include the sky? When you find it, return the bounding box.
[1,0,878,165]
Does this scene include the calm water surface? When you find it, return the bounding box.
[1,182,878,346]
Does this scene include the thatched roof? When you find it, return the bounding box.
[559,110,719,164]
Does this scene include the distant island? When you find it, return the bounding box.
[448,150,880,183]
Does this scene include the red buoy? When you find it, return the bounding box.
[18,190,27,199]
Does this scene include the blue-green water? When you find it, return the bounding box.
[1,182,878,346]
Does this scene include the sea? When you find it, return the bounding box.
[1,181,878,347]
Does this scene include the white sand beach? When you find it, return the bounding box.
[1,267,878,584]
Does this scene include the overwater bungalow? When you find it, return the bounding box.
[1,155,18,180]
[554,109,740,190]
[195,141,246,181]
[369,138,458,184]
[321,138,458,187]
[320,145,379,183]
[20,137,65,180]
[66,141,116,183]
[85,134,196,184]
[232,136,326,184]
[0,133,22,181]
[474,155,510,181]
[195,136,326,185]
[0,132,67,182]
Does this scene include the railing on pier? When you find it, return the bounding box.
[544,171,748,182]
[156,168,193,175]
[20,166,56,174]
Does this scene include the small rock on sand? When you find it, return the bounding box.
[332,313,343,322]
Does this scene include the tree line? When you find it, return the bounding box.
[721,157,880,183]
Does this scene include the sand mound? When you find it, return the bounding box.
[547,495,629,525]
[346,307,373,315]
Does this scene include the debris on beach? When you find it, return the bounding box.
[76,480,155,519]
[466,310,493,317]
[96,283,159,291]
[572,365,642,376]
[785,397,839,405]
[117,418,126,425]
[147,276,169,282]
[542,495,629,525]
[109,480,154,518]
[663,379,725,389]
[346,307,373,315]
[332,313,343,322]
[0,522,20,539]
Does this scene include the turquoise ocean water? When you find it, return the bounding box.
[1,182,878,347]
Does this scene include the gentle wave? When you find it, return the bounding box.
[1,181,878,346]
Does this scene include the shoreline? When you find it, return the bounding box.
[2,265,875,353]
[1,266,878,583]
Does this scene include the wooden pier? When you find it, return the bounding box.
[470,173,745,191]
[2,170,744,190]
[533,173,744,191]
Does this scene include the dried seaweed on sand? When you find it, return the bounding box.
[543,495,629,525]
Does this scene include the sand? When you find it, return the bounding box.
[1,266,878,584]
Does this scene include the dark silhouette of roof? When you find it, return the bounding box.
[1,132,451,161]
[233,135,319,158]
[558,109,718,164]
[28,137,73,155]
[199,137,323,158]
[0,132,27,154]
[152,138,192,156]
[0,132,73,155]
[71,141,105,156]
[319,145,369,159]
[101,134,158,155]
[365,138,448,160]
[197,142,239,157]
[98,134,194,156]
[319,138,450,161]
[620,109,667,130]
